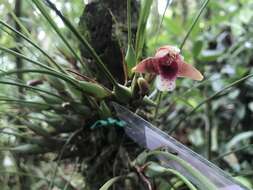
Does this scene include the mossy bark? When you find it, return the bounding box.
[79,0,139,87]
[78,1,141,189]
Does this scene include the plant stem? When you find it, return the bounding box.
[205,86,212,160]
[154,91,162,120]
[179,0,210,50]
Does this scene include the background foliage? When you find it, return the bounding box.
[0,0,252,189]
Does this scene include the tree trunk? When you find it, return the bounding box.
[79,0,139,87]
[78,1,141,189]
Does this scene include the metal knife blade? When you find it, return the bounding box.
[113,103,248,190]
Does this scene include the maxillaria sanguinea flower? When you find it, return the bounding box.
[132,45,204,91]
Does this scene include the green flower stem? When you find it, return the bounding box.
[179,0,210,50]
[154,91,162,119]
[0,19,67,74]
[146,151,217,190]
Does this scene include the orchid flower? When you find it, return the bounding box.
[132,45,204,91]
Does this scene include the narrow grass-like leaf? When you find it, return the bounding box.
[30,0,91,74]
[0,19,66,73]
[0,130,62,149]
[127,0,133,45]
[213,144,253,162]
[226,132,253,150]
[78,80,112,99]
[3,1,30,37]
[146,151,217,190]
[21,119,54,137]
[0,45,56,71]
[113,84,132,103]
[125,0,136,75]
[0,80,63,100]
[154,0,173,44]
[2,144,50,154]
[0,97,51,109]
[40,93,64,104]
[0,69,78,88]
[98,101,112,119]
[0,25,16,39]
[135,0,153,60]
[125,45,136,76]
[48,128,82,190]
[0,69,112,99]
[0,46,97,100]
[0,171,49,182]
[146,162,197,190]
[99,176,122,190]
[43,0,118,87]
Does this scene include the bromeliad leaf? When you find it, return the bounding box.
[78,80,112,99]
[125,44,137,76]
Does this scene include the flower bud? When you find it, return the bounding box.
[137,77,149,96]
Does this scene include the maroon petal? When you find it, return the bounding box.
[178,61,203,81]
[132,57,160,74]
[155,45,180,57]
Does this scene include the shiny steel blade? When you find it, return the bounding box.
[113,103,248,190]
